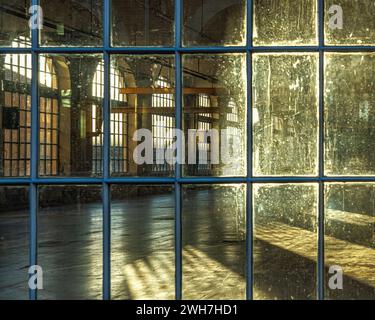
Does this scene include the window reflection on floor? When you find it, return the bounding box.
[0,187,29,300]
[254,184,318,300]
[325,184,375,300]
[1,185,374,299]
[38,186,103,300]
[111,185,175,300]
[182,185,246,300]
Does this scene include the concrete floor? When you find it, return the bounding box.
[0,189,374,300]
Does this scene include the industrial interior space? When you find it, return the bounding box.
[0,0,374,300]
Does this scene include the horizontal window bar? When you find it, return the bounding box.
[1,46,375,54]
[1,176,375,185]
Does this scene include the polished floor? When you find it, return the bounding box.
[0,189,374,300]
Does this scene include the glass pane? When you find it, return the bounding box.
[253,0,317,46]
[0,0,31,47]
[111,185,174,300]
[325,1,375,45]
[183,0,246,46]
[254,184,318,300]
[40,0,103,46]
[0,53,32,177]
[111,0,175,46]
[182,54,247,177]
[325,183,375,299]
[0,186,29,300]
[38,185,102,300]
[253,54,318,176]
[39,54,103,177]
[182,185,246,300]
[325,53,375,176]
[110,55,175,177]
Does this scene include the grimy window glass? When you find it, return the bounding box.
[182,184,246,300]
[0,0,31,47]
[0,0,375,302]
[183,0,247,47]
[110,55,175,177]
[111,185,175,300]
[38,54,103,177]
[111,0,175,47]
[253,0,317,46]
[0,186,29,300]
[254,184,318,300]
[1,51,31,177]
[253,53,318,176]
[38,185,102,300]
[325,183,375,299]
[182,54,247,177]
[325,53,375,176]
[325,0,375,46]
[40,0,103,46]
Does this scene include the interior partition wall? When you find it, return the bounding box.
[0,0,374,300]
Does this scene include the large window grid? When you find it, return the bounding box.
[0,0,374,301]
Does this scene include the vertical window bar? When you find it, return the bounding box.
[29,0,39,301]
[318,0,325,301]
[175,0,182,301]
[247,0,253,49]
[246,0,254,300]
[17,86,21,177]
[43,98,47,174]
[103,0,111,301]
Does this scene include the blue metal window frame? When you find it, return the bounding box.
[0,0,374,300]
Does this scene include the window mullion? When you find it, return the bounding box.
[102,0,111,301]
[175,0,182,301]
[318,0,325,301]
[29,0,39,301]
[246,0,254,301]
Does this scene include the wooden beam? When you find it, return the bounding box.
[119,87,227,95]
[111,106,231,114]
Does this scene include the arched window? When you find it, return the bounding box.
[3,37,59,176]
[92,62,128,174]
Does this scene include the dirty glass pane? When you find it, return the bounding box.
[111,185,174,300]
[325,184,375,299]
[183,0,246,46]
[0,186,29,300]
[182,54,247,177]
[38,185,102,300]
[111,0,175,46]
[182,185,246,300]
[0,53,32,177]
[0,0,31,47]
[253,54,318,176]
[40,0,103,46]
[253,0,317,46]
[110,55,175,177]
[325,1,375,45]
[325,53,375,176]
[38,54,103,177]
[254,184,318,300]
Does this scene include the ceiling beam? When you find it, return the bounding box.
[119,87,227,95]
